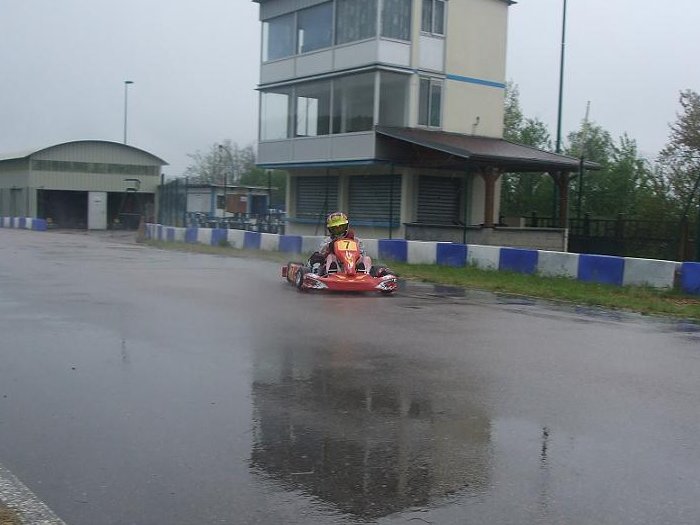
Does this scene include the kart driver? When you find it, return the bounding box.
[308,212,367,274]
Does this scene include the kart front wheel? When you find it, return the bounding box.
[294,268,306,290]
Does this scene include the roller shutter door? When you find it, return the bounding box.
[348,175,401,224]
[417,176,461,224]
[295,176,339,219]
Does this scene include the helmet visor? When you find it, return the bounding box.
[328,224,348,237]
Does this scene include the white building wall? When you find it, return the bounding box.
[442,0,508,138]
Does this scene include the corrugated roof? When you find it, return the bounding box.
[0,149,34,162]
[0,140,168,165]
[376,126,599,172]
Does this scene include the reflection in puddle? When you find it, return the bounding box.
[249,345,492,520]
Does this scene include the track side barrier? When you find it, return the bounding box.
[142,224,700,296]
[244,231,261,250]
[499,247,539,275]
[378,239,408,262]
[680,263,700,295]
[1,217,47,231]
[468,245,501,270]
[578,254,625,286]
[260,233,280,251]
[185,227,198,244]
[407,241,438,265]
[436,243,467,267]
[279,235,303,254]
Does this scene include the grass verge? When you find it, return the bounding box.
[144,240,700,321]
[0,503,21,525]
[391,262,700,320]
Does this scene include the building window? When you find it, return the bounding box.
[261,88,292,140]
[263,13,295,61]
[336,0,377,45]
[332,72,375,134]
[261,72,380,141]
[31,159,158,176]
[297,2,333,54]
[421,0,445,35]
[262,0,414,62]
[378,71,409,127]
[381,0,412,41]
[418,77,442,128]
[295,81,331,137]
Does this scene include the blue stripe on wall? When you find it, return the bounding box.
[166,228,175,242]
[211,228,228,246]
[578,254,625,286]
[436,243,467,267]
[680,262,700,295]
[244,231,261,250]
[279,235,303,254]
[32,219,47,231]
[378,239,408,262]
[446,74,506,89]
[185,228,198,243]
[499,248,539,275]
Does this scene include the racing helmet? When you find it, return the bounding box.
[326,212,349,238]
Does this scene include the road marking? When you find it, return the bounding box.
[0,461,67,524]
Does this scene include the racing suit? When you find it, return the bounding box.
[308,230,367,274]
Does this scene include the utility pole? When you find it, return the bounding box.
[123,80,134,144]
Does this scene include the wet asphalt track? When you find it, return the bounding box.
[1,229,699,525]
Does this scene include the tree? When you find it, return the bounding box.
[566,121,677,220]
[658,90,700,216]
[183,141,257,185]
[502,83,673,222]
[565,120,613,217]
[501,82,554,219]
[503,82,552,149]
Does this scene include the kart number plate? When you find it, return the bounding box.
[337,240,357,251]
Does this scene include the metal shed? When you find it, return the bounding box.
[0,140,167,229]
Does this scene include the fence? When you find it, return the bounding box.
[157,179,188,227]
[524,213,698,261]
[184,212,285,234]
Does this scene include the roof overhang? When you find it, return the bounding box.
[375,127,599,173]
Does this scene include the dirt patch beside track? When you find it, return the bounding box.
[0,502,21,525]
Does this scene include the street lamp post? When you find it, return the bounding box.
[123,80,134,144]
[555,0,568,155]
[553,0,568,225]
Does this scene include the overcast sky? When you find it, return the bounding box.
[1,0,698,177]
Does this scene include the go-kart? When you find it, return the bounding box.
[282,238,398,294]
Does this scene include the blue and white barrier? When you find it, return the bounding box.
[0,217,48,231]
[144,224,699,296]
[437,243,467,267]
[681,262,700,295]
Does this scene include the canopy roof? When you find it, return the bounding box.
[376,127,599,173]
